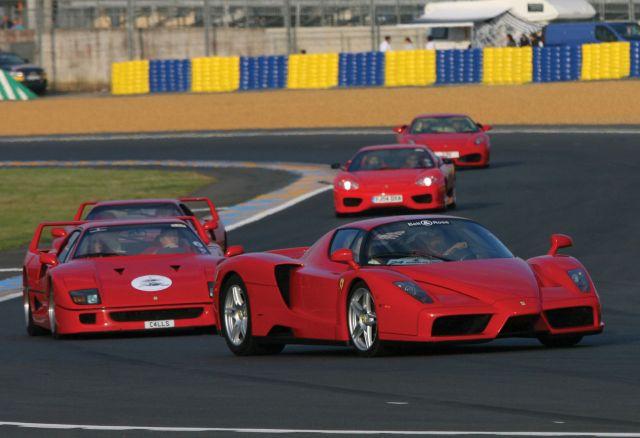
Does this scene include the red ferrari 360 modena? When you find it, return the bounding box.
[332,144,456,215]
[22,217,231,338]
[394,114,492,167]
[73,197,227,251]
[213,215,603,356]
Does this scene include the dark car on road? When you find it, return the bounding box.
[0,51,47,94]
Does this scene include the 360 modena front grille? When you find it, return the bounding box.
[412,194,433,204]
[343,198,362,207]
[432,314,491,336]
[110,308,203,322]
[545,306,594,329]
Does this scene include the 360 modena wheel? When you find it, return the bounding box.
[537,334,583,348]
[221,275,284,356]
[348,284,385,357]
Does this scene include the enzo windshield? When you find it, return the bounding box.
[74,223,209,258]
[364,219,513,265]
[411,117,479,134]
[348,148,435,171]
[86,203,184,220]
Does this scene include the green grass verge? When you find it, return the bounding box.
[0,168,214,252]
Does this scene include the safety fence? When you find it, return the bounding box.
[111,41,640,95]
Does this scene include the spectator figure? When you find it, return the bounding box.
[379,35,392,52]
[519,34,531,47]
[404,37,415,50]
[531,31,544,47]
[425,35,436,50]
[506,34,517,47]
[300,49,307,54]
[11,18,25,30]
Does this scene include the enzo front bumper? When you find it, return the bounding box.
[53,302,216,335]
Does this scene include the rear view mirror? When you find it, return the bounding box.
[548,234,573,256]
[330,249,358,270]
[393,125,408,134]
[224,245,244,258]
[39,252,59,267]
[51,228,67,238]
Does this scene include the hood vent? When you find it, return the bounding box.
[170,265,181,272]
[114,268,125,275]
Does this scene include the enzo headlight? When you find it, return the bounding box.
[394,281,433,304]
[70,289,101,305]
[337,179,359,191]
[567,268,590,293]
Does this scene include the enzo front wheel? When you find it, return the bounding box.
[221,276,283,356]
[348,284,385,357]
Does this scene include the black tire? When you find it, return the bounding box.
[347,283,386,357]
[220,275,283,356]
[24,293,47,336]
[537,334,583,348]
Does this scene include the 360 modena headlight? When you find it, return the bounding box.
[567,268,590,293]
[394,281,433,304]
[336,179,359,191]
[416,176,438,187]
[474,136,487,145]
[70,289,101,305]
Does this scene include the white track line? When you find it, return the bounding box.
[0,268,21,272]
[0,422,639,436]
[0,292,21,303]
[0,127,639,143]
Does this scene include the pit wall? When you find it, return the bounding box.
[111,42,639,95]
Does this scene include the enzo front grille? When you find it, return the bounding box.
[110,307,203,322]
[432,314,491,336]
[544,307,594,329]
[499,314,540,337]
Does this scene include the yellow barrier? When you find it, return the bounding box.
[581,42,630,81]
[191,56,240,92]
[384,50,436,87]
[287,53,339,89]
[482,47,532,85]
[111,60,150,95]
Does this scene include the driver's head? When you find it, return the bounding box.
[365,154,381,169]
[405,153,420,168]
[419,227,449,254]
[158,229,179,248]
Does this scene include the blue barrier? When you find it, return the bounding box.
[436,49,482,85]
[149,59,190,93]
[240,55,288,90]
[631,42,640,77]
[338,52,385,87]
[533,46,581,83]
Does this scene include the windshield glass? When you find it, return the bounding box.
[86,203,184,220]
[609,23,640,39]
[348,148,435,171]
[74,223,209,258]
[0,53,25,66]
[411,116,479,134]
[364,219,513,265]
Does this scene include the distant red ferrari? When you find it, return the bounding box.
[73,197,227,251]
[394,114,492,167]
[332,144,456,215]
[22,217,230,338]
[213,215,603,356]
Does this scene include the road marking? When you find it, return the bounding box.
[386,401,409,405]
[0,268,21,272]
[0,127,639,143]
[0,422,639,436]
[0,292,21,303]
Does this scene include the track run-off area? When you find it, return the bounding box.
[0,129,638,437]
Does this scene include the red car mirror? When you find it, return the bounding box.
[330,249,359,270]
[50,228,67,238]
[548,234,573,256]
[225,245,244,258]
[39,252,59,267]
[392,125,408,134]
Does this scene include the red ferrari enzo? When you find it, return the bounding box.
[73,197,227,251]
[332,144,456,215]
[394,114,492,167]
[22,217,228,338]
[213,216,603,356]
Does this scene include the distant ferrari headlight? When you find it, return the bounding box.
[394,281,433,304]
[9,71,24,81]
[70,289,101,305]
[474,136,486,145]
[567,269,590,293]
[208,281,215,298]
[416,176,435,187]
[337,179,359,191]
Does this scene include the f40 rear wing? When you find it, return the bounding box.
[29,221,86,253]
[73,201,98,221]
[179,197,220,221]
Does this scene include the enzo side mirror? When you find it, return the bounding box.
[51,228,67,238]
[548,234,573,256]
[330,249,359,270]
[224,245,244,258]
[330,163,342,170]
[39,252,59,267]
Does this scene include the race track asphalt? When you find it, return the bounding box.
[0,131,639,436]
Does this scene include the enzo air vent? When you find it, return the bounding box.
[432,314,491,337]
[544,307,593,329]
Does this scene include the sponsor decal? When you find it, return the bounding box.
[407,219,450,227]
[131,275,173,292]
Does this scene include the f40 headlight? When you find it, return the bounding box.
[70,289,101,305]
[567,269,590,293]
[394,281,433,304]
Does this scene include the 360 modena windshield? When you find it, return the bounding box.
[73,223,210,258]
[364,219,513,265]
[411,116,479,134]
[348,148,435,171]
